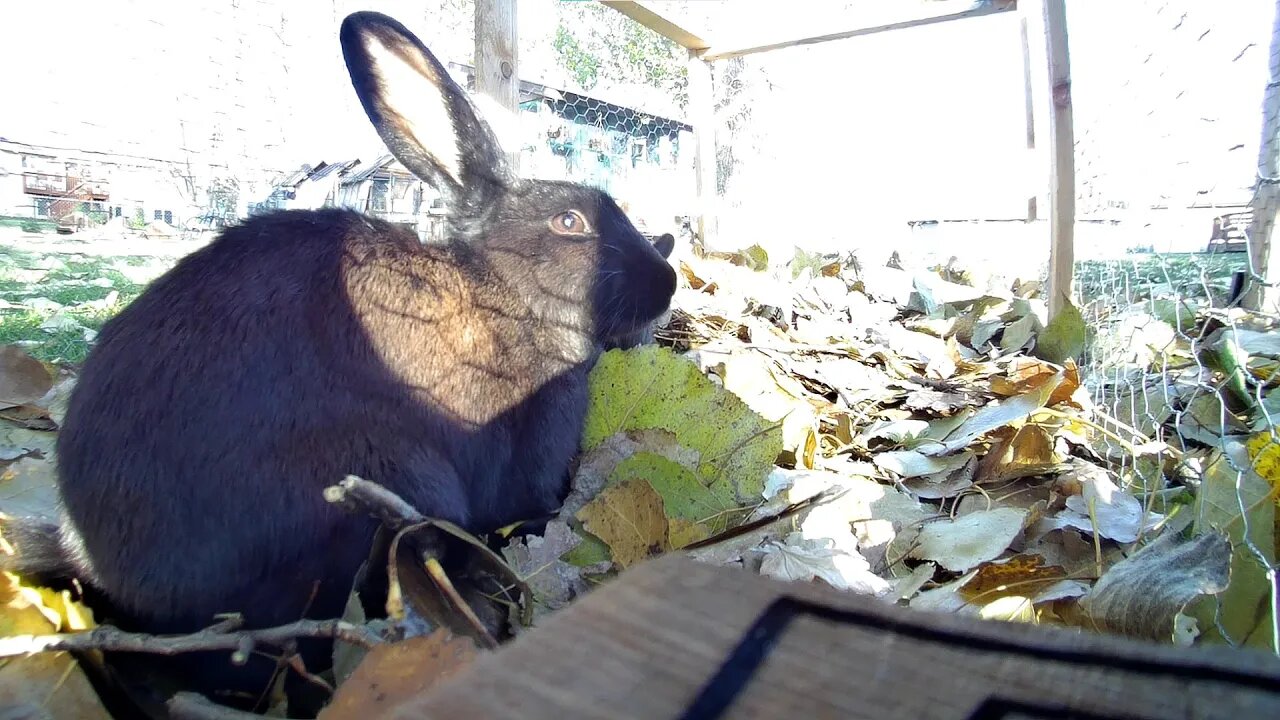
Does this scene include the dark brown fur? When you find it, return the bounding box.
[10,11,677,716]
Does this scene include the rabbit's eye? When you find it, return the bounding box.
[550,210,590,236]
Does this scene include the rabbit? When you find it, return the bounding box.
[5,10,676,717]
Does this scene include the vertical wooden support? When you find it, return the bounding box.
[1041,0,1076,322]
[1020,4,1038,222]
[687,49,717,250]
[1245,0,1280,313]
[474,0,520,172]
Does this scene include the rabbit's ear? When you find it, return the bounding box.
[340,11,512,211]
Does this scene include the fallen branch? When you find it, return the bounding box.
[0,617,384,659]
[324,474,427,531]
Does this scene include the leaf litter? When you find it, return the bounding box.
[0,238,1276,711]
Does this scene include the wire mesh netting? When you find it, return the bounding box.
[1068,0,1279,650]
[683,0,1280,649]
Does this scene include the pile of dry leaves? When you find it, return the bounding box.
[1,238,1278,717]
[505,240,1278,653]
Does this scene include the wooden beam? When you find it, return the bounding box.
[1040,0,1076,322]
[687,50,717,250]
[699,0,1017,62]
[361,554,1280,719]
[1020,4,1038,222]
[1245,0,1280,313]
[599,1,710,51]
[474,0,520,171]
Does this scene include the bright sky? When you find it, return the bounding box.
[1,0,1273,230]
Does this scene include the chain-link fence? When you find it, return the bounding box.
[679,0,1280,650]
[1067,0,1280,651]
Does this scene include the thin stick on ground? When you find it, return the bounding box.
[324,474,427,530]
[0,617,384,659]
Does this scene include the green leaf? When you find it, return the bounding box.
[560,531,611,568]
[611,452,733,526]
[582,346,781,505]
[1200,327,1260,416]
[790,247,826,280]
[743,244,769,271]
[1188,444,1277,652]
[1034,299,1087,364]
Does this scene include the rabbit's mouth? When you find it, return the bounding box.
[598,288,675,344]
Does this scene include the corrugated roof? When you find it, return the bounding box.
[308,159,360,182]
[340,154,398,185]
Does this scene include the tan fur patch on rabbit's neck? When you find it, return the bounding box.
[343,244,588,429]
[498,256,595,369]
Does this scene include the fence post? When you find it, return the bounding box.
[474,0,520,172]
[1245,0,1280,313]
[1019,2,1039,222]
[1039,0,1076,323]
[688,50,717,250]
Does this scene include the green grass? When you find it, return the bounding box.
[0,245,156,366]
[1075,252,1247,307]
[0,216,56,233]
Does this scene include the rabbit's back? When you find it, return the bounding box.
[54,208,579,634]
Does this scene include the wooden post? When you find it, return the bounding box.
[1245,0,1280,313]
[474,0,520,172]
[688,50,717,250]
[1041,0,1075,322]
[1020,3,1038,222]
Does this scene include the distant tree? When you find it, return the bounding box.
[551,2,687,110]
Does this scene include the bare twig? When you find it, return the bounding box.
[682,485,847,551]
[324,474,427,530]
[166,692,265,720]
[0,618,384,659]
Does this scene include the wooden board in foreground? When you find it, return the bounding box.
[376,554,1280,719]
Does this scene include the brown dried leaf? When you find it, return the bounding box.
[576,479,670,568]
[679,260,708,290]
[976,424,1064,485]
[958,554,1069,603]
[903,388,971,415]
[0,346,52,409]
[0,404,56,431]
[991,357,1081,407]
[319,630,481,720]
[921,370,1064,456]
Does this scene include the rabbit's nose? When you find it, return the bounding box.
[654,258,677,300]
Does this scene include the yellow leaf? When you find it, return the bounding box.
[0,572,111,719]
[576,479,670,568]
[667,518,711,550]
[1245,431,1280,507]
[980,595,1037,623]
